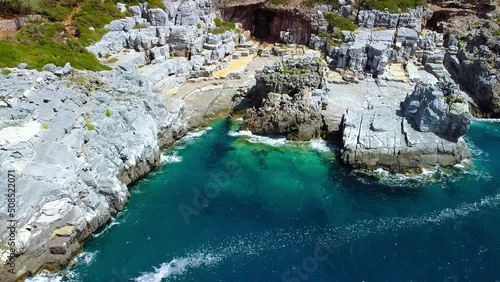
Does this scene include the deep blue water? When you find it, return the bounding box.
[31,119,500,282]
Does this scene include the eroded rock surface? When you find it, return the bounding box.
[0,65,186,281]
[242,57,328,140]
[341,81,472,173]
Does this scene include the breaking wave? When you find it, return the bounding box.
[134,253,222,282]
[26,251,98,282]
[160,152,183,164]
[229,130,290,147]
[181,127,212,142]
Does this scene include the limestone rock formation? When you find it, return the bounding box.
[0,66,186,281]
[444,24,500,117]
[341,81,472,173]
[242,57,328,140]
[87,0,247,79]
[403,82,471,140]
[357,7,429,33]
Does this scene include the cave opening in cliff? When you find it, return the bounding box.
[222,5,312,45]
[254,9,275,42]
[425,11,451,31]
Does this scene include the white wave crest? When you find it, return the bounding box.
[472,118,500,123]
[134,253,222,282]
[74,250,98,266]
[181,127,212,142]
[229,130,289,147]
[93,219,120,238]
[25,251,98,282]
[160,152,183,164]
[26,272,70,282]
[308,139,334,153]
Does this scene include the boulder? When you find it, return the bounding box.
[403,82,471,140]
[147,8,169,26]
[105,17,136,32]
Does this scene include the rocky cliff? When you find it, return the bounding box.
[431,0,499,119]
[241,57,329,140]
[0,64,186,281]
[341,81,472,173]
[88,0,248,79]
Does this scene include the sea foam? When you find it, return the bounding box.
[229,130,289,147]
[134,253,222,282]
[181,127,212,142]
[160,152,183,164]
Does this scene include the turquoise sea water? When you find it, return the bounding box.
[31,119,500,282]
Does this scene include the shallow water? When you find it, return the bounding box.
[30,119,500,282]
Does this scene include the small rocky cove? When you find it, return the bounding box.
[0,0,499,281]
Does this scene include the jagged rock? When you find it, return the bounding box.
[42,64,57,73]
[403,82,471,140]
[116,2,126,13]
[243,91,324,140]
[147,8,169,26]
[357,7,428,33]
[176,0,200,26]
[150,45,170,63]
[340,107,471,173]
[328,29,392,74]
[129,5,142,17]
[444,26,500,117]
[242,57,328,141]
[105,17,136,32]
[127,28,159,50]
[87,31,128,56]
[309,34,326,50]
[0,66,187,281]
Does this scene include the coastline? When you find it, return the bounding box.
[1,0,498,279]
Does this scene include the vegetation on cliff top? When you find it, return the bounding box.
[355,0,427,13]
[0,0,160,71]
[301,0,426,12]
[318,12,357,46]
[209,18,238,34]
[324,13,357,32]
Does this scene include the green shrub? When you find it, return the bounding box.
[494,29,500,37]
[355,0,427,13]
[210,18,236,34]
[303,0,339,9]
[319,31,343,47]
[197,23,202,29]
[120,0,165,9]
[324,13,357,32]
[0,22,110,71]
[74,0,124,46]
[86,122,96,130]
[36,0,81,22]
[105,107,112,117]
[84,116,95,130]
[42,123,49,130]
[1,69,12,75]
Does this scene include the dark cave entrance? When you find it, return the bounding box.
[253,9,274,42]
[222,5,312,45]
[425,11,452,31]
